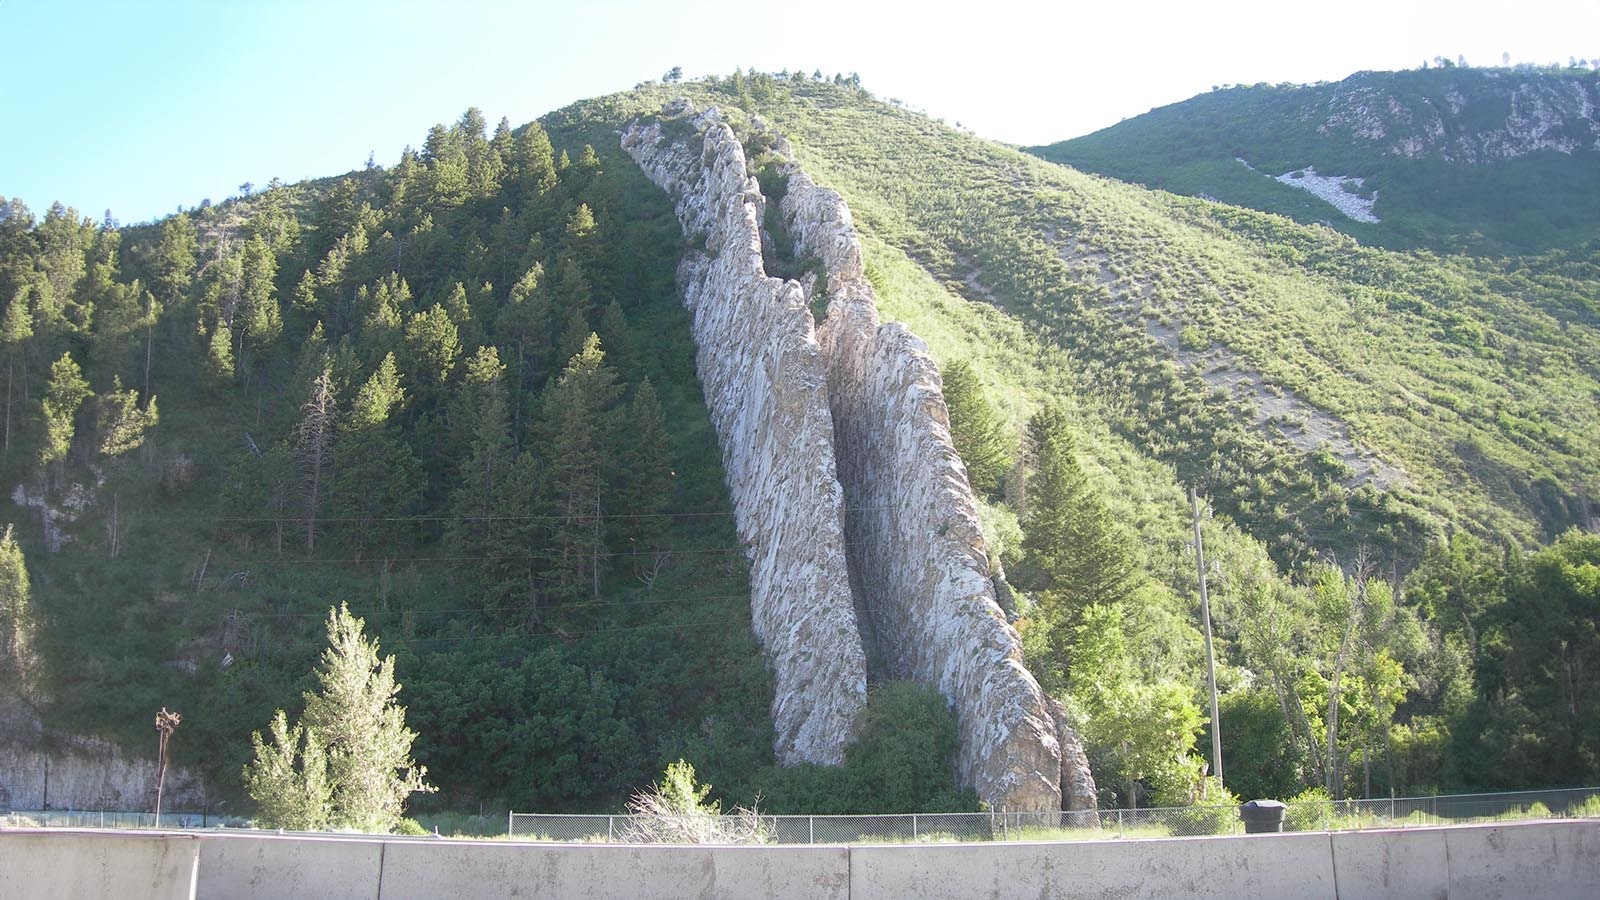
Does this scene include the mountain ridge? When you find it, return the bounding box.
[1029,66,1600,253]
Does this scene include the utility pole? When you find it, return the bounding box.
[1191,484,1223,792]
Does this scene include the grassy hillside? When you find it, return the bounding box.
[1028,67,1600,254]
[2,69,1596,821]
[582,72,1600,798]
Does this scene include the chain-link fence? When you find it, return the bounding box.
[0,809,241,830]
[508,787,1600,844]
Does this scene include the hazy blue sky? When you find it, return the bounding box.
[3,0,1595,224]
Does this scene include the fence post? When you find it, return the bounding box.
[608,816,615,842]
[912,814,918,841]
[1116,808,1123,839]
[507,810,513,838]
[809,816,815,844]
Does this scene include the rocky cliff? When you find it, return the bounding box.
[622,101,1067,810]
[620,104,868,767]
[0,700,205,812]
[1312,69,1600,163]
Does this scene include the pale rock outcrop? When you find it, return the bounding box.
[1047,697,1101,823]
[620,105,868,767]
[780,166,1064,811]
[0,700,206,812]
[623,101,1071,810]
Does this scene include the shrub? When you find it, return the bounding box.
[1284,787,1334,832]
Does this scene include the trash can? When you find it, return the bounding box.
[1239,799,1287,834]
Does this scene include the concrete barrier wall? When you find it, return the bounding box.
[377,841,849,900]
[1443,821,1600,900]
[4,819,1597,899]
[850,832,1337,900]
[197,832,383,900]
[1330,827,1448,900]
[0,829,198,900]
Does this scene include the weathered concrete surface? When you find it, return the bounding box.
[0,829,199,900]
[377,841,850,900]
[1329,827,1447,900]
[622,101,1064,811]
[1442,820,1600,899]
[6,820,1600,899]
[620,105,868,767]
[850,832,1337,900]
[196,832,382,900]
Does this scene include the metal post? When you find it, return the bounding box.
[809,816,815,844]
[608,816,615,842]
[1192,485,1223,790]
[912,814,918,841]
[507,810,513,837]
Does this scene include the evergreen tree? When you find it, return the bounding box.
[294,367,337,551]
[402,303,461,395]
[618,378,673,572]
[206,321,235,383]
[244,711,333,831]
[1020,406,1137,610]
[496,263,554,403]
[541,334,621,602]
[244,603,431,832]
[1018,405,1139,689]
[236,235,281,376]
[0,525,36,695]
[39,352,90,471]
[148,214,197,308]
[220,441,297,553]
[940,358,1011,497]
[94,376,158,458]
[2,286,33,455]
[331,354,421,552]
[513,124,558,201]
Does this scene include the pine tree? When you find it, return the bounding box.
[513,124,558,200]
[2,286,33,455]
[236,235,281,377]
[149,214,197,308]
[243,711,333,831]
[618,378,673,573]
[940,358,1011,497]
[541,334,621,602]
[94,376,158,458]
[244,603,431,832]
[331,354,421,552]
[39,352,90,472]
[496,263,553,399]
[294,368,337,551]
[0,525,36,695]
[1020,405,1138,650]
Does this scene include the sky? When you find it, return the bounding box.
[2,0,1596,225]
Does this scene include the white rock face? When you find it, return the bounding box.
[1273,166,1380,222]
[623,103,1065,810]
[0,701,206,811]
[1317,72,1600,163]
[621,106,868,767]
[783,169,1063,812]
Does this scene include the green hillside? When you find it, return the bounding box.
[1,70,1597,826]
[1028,66,1600,254]
[594,73,1600,799]
[0,112,786,814]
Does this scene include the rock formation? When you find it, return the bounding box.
[0,699,206,812]
[623,101,1071,810]
[620,105,868,767]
